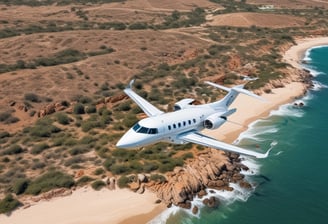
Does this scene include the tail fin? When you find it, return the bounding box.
[205,81,266,108]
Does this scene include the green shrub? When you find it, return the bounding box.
[11,178,30,195]
[24,93,41,102]
[0,112,11,122]
[150,174,166,183]
[69,145,89,155]
[0,131,10,138]
[181,152,194,160]
[116,101,131,111]
[117,175,130,188]
[31,161,46,170]
[93,168,105,175]
[76,176,94,186]
[81,120,101,132]
[73,103,85,114]
[2,144,23,155]
[85,105,97,114]
[30,125,61,137]
[31,143,49,155]
[64,155,85,167]
[56,113,70,125]
[0,194,22,214]
[25,171,74,195]
[143,161,159,173]
[91,180,106,190]
[109,164,130,175]
[158,158,183,173]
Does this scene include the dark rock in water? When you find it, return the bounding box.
[192,206,199,215]
[239,164,249,171]
[293,101,305,108]
[203,196,219,208]
[167,203,172,208]
[239,181,252,189]
[178,201,192,209]
[232,173,245,181]
[209,190,215,194]
[197,189,207,199]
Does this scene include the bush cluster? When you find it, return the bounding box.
[25,171,74,195]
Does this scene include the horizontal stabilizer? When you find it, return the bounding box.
[221,108,237,118]
[205,81,266,102]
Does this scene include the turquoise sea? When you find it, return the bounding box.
[151,46,328,224]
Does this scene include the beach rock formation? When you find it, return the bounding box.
[147,149,251,208]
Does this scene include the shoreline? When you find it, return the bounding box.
[2,37,328,224]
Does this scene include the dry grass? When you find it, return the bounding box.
[248,0,328,9]
[206,12,305,28]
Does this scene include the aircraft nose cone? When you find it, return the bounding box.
[116,136,130,148]
[116,129,138,148]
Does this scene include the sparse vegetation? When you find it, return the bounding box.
[0,194,22,214]
[25,171,74,195]
[0,0,326,204]
[91,180,106,190]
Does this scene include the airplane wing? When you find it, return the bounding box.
[179,132,270,158]
[124,80,164,117]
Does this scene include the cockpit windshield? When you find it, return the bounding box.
[133,123,158,134]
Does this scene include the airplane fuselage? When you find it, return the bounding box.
[116,105,225,148]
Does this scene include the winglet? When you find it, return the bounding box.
[205,81,267,102]
[255,148,272,159]
[127,79,135,89]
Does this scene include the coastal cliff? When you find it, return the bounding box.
[129,149,251,210]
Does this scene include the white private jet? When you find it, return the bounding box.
[116,80,271,158]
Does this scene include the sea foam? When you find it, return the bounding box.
[149,154,261,223]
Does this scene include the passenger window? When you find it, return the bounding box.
[168,125,171,130]
[193,119,196,123]
[173,124,176,129]
[183,121,186,126]
[178,123,181,128]
[188,120,191,125]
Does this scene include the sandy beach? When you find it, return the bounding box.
[283,37,328,69]
[1,37,328,224]
[0,187,166,224]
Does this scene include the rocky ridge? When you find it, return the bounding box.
[129,149,252,210]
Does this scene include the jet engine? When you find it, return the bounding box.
[203,113,227,130]
[173,98,195,111]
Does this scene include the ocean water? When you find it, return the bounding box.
[151,46,328,224]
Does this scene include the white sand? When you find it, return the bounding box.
[283,37,328,69]
[0,188,163,224]
[2,36,328,224]
[204,82,306,142]
[207,36,328,142]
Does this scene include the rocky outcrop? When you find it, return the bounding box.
[106,94,128,104]
[37,102,66,117]
[147,149,252,208]
[30,188,72,202]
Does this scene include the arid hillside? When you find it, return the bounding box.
[248,0,328,9]
[206,12,305,28]
[0,0,328,214]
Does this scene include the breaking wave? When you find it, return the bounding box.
[149,153,261,224]
[150,83,315,223]
[269,103,305,118]
[311,80,328,91]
